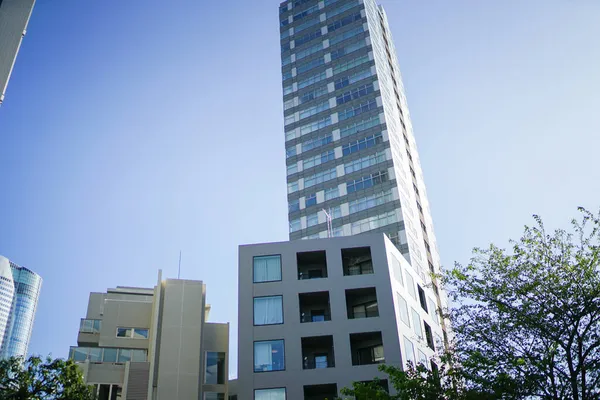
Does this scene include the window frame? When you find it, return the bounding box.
[253,340,286,373]
[253,255,283,284]
[253,295,285,326]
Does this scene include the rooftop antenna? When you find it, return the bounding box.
[322,209,333,238]
[178,251,182,279]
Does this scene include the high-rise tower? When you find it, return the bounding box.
[0,0,36,104]
[281,0,444,299]
[0,256,42,359]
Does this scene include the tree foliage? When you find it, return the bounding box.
[444,208,600,400]
[341,208,600,399]
[0,355,95,400]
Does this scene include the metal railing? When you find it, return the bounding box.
[303,358,335,369]
[300,312,331,323]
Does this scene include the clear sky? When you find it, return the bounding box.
[1,0,599,377]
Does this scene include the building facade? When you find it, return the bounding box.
[68,271,229,400]
[238,234,446,399]
[0,0,36,104]
[0,255,42,359]
[281,0,446,311]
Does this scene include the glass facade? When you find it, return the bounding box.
[0,260,42,359]
[281,0,445,294]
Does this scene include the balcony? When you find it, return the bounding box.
[299,291,331,323]
[302,335,335,370]
[346,287,379,319]
[69,346,147,363]
[350,331,385,366]
[298,251,328,280]
[342,247,373,276]
[304,383,338,400]
[78,318,102,346]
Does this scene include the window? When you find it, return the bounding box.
[299,84,328,103]
[284,99,294,111]
[326,0,359,18]
[303,150,335,169]
[289,199,300,212]
[294,4,319,21]
[342,247,373,276]
[336,84,374,105]
[403,336,415,366]
[418,349,429,369]
[335,69,373,90]
[295,28,322,46]
[133,328,149,339]
[327,11,361,32]
[299,116,331,136]
[333,54,370,74]
[344,151,386,174]
[424,322,435,350]
[253,255,282,283]
[405,272,416,300]
[417,285,428,312]
[396,293,410,327]
[254,388,286,400]
[69,347,147,363]
[350,211,397,234]
[205,352,226,384]
[305,193,317,207]
[103,348,117,362]
[290,219,301,232]
[307,213,319,227]
[287,163,298,175]
[331,39,367,61]
[346,171,388,194]
[411,308,423,339]
[296,43,323,62]
[254,340,285,372]
[305,168,337,188]
[391,255,404,285]
[116,328,132,338]
[297,57,325,74]
[329,26,364,46]
[287,181,298,194]
[295,16,320,34]
[299,100,329,120]
[286,146,296,158]
[254,296,283,325]
[118,349,131,362]
[338,98,378,121]
[116,327,148,339]
[325,187,339,200]
[205,394,225,400]
[428,297,439,325]
[350,332,385,365]
[340,115,381,138]
[346,287,379,318]
[342,133,383,156]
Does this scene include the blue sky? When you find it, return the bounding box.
[1,0,599,376]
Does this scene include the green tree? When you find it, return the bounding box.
[338,354,493,400]
[445,208,600,399]
[0,355,95,400]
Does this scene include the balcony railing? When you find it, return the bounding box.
[349,309,379,319]
[300,312,331,323]
[303,358,335,369]
[79,319,101,334]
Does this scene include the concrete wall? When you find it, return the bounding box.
[238,233,404,400]
[155,279,206,400]
[0,0,35,103]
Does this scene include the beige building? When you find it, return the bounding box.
[68,271,229,400]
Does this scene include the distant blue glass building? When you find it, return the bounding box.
[0,256,42,359]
